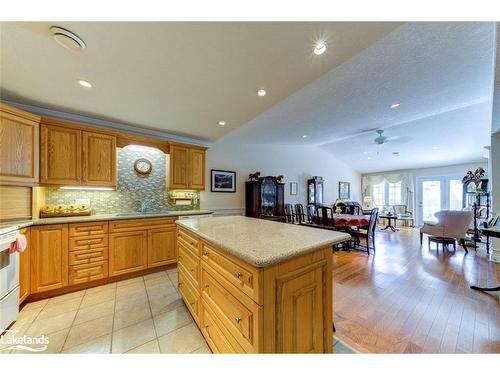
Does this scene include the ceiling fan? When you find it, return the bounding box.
[372,129,407,145]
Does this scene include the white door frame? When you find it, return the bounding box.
[415,174,463,226]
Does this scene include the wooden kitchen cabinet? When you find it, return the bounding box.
[82,131,116,187]
[168,142,206,190]
[109,218,177,275]
[169,144,189,189]
[40,124,82,185]
[22,216,180,300]
[68,221,109,285]
[0,104,40,186]
[40,118,116,187]
[109,231,148,277]
[148,227,177,268]
[176,224,333,354]
[30,224,69,293]
[189,148,205,190]
[19,227,31,304]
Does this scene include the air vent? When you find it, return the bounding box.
[50,26,86,51]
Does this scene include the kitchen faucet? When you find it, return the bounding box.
[139,199,153,213]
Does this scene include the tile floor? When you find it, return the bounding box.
[0,268,212,354]
[1,267,348,354]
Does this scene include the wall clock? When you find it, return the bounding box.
[134,158,152,175]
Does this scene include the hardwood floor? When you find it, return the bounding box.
[333,227,499,353]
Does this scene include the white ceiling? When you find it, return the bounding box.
[0,22,400,142]
[222,22,496,173]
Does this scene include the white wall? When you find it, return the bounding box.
[200,140,361,214]
[407,162,488,180]
[363,161,488,188]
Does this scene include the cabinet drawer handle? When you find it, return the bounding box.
[203,251,209,256]
[190,268,195,272]
[234,271,242,279]
[178,282,183,287]
[189,241,195,246]
[203,283,209,289]
[235,317,241,324]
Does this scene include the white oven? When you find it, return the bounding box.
[0,229,20,334]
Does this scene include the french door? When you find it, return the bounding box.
[416,175,463,226]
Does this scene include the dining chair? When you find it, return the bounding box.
[294,203,306,223]
[319,206,334,227]
[284,203,295,224]
[349,208,379,254]
[306,204,319,224]
[352,202,364,215]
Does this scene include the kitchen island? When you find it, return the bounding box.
[175,215,350,354]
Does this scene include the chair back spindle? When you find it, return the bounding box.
[294,204,306,223]
[284,204,295,223]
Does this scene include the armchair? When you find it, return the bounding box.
[420,210,473,253]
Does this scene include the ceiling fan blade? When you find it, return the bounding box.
[386,135,412,144]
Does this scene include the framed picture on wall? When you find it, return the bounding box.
[211,169,236,193]
[339,181,350,200]
[290,182,298,195]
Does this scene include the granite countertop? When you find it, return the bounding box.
[0,210,213,235]
[176,215,351,267]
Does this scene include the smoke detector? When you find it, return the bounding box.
[50,26,86,51]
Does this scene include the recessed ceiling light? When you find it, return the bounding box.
[50,26,86,52]
[78,79,92,88]
[257,89,267,97]
[432,146,439,150]
[313,41,326,55]
[367,157,372,160]
[390,103,400,108]
[302,135,308,138]
[218,121,226,126]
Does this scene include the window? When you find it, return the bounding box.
[371,180,403,208]
[388,182,402,205]
[373,182,386,207]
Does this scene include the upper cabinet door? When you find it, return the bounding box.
[40,124,82,185]
[0,104,40,186]
[189,148,205,190]
[169,145,189,189]
[82,131,116,187]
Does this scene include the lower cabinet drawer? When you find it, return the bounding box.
[69,221,108,237]
[200,301,245,354]
[69,235,108,251]
[178,241,199,288]
[69,261,108,285]
[201,242,261,303]
[69,247,108,266]
[201,266,261,353]
[178,266,200,324]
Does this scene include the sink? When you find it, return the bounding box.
[116,211,173,217]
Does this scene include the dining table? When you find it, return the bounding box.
[313,212,369,228]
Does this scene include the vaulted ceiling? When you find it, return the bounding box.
[0,22,400,141]
[221,22,495,172]
[1,22,495,173]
